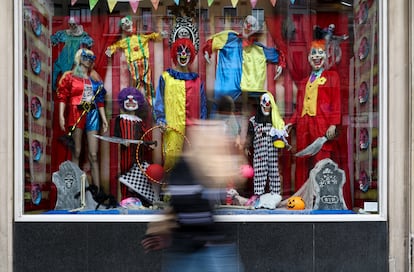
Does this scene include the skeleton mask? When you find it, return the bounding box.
[308,44,326,71]
[120,16,133,33]
[123,95,139,111]
[260,93,272,116]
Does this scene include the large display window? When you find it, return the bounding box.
[15,0,387,221]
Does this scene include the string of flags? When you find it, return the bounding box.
[71,0,296,13]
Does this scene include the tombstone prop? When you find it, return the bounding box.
[52,160,97,210]
[311,158,348,210]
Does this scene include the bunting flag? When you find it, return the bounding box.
[107,0,117,12]
[129,0,139,13]
[89,0,99,10]
[151,0,160,10]
[231,0,238,8]
[174,0,179,5]
[270,0,277,7]
[250,0,257,8]
[207,0,214,6]
[71,0,78,5]
[290,0,295,3]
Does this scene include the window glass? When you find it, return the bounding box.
[18,0,383,220]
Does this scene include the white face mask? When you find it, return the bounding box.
[260,93,271,116]
[308,47,327,71]
[242,15,260,39]
[123,95,138,111]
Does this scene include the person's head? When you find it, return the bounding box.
[308,40,326,71]
[260,93,272,116]
[120,16,133,33]
[216,95,235,114]
[118,87,147,114]
[68,16,78,30]
[74,48,95,68]
[170,38,196,68]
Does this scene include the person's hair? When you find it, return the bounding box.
[216,95,235,113]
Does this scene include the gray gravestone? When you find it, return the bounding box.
[311,158,348,210]
[52,160,97,210]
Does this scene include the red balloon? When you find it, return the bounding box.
[146,164,165,183]
[240,164,254,179]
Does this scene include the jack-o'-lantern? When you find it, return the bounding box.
[287,196,306,210]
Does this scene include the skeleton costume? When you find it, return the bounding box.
[246,92,286,196]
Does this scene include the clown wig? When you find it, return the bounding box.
[118,87,148,116]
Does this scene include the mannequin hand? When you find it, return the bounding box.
[326,125,337,140]
[204,51,211,64]
[101,120,109,133]
[105,48,112,57]
[158,122,167,133]
[274,66,283,80]
[59,116,66,132]
[160,30,168,38]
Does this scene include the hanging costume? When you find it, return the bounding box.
[153,68,207,170]
[287,69,341,192]
[107,32,161,104]
[56,71,106,131]
[203,30,283,101]
[50,28,94,91]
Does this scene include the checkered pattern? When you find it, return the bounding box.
[250,118,281,195]
[118,162,155,202]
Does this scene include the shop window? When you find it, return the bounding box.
[16,0,386,221]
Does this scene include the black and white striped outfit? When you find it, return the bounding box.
[248,116,281,195]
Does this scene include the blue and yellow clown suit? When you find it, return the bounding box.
[154,68,207,170]
[203,30,284,101]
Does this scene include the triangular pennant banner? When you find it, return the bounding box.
[270,0,277,7]
[174,0,179,5]
[207,0,214,6]
[151,0,160,10]
[89,0,99,10]
[250,0,257,8]
[129,0,139,13]
[71,0,77,5]
[107,0,117,13]
[231,0,238,8]
[290,0,295,3]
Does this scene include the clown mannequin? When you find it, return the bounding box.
[114,87,150,196]
[56,48,108,189]
[245,92,287,197]
[203,15,285,102]
[51,17,94,91]
[106,16,163,105]
[153,38,207,170]
[286,40,341,192]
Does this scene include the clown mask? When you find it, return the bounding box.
[308,44,326,71]
[242,15,260,39]
[123,95,139,112]
[176,43,191,68]
[120,16,133,33]
[260,93,272,116]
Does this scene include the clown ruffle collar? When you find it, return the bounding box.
[166,68,199,81]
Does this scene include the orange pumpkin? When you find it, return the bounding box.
[287,196,306,210]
